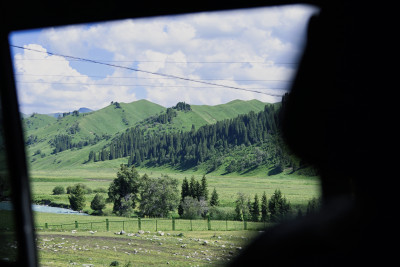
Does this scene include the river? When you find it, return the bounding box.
[0,201,89,215]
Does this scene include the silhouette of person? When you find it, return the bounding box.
[230,2,396,266]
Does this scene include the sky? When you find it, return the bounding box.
[9,4,319,115]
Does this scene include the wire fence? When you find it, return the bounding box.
[37,217,274,232]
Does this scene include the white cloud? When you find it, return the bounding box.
[12,4,318,114]
[14,44,137,114]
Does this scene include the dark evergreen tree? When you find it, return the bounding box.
[90,193,106,214]
[189,176,196,198]
[261,192,268,222]
[209,187,219,207]
[268,189,291,222]
[69,184,86,211]
[88,150,95,162]
[251,194,260,222]
[178,177,190,216]
[200,175,209,200]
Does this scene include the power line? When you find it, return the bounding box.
[10,45,286,97]
[14,58,298,65]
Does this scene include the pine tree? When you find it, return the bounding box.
[189,176,199,199]
[200,175,209,200]
[251,194,260,222]
[179,177,190,216]
[261,192,268,222]
[69,184,86,211]
[88,150,94,162]
[209,187,219,207]
[90,193,106,214]
[268,189,291,222]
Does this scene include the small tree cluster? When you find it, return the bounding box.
[178,175,212,218]
[172,102,191,111]
[234,189,291,222]
[108,165,181,218]
[268,189,291,222]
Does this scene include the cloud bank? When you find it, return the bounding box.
[11,4,318,114]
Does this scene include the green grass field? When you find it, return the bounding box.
[35,230,258,266]
[29,166,320,266]
[30,167,320,212]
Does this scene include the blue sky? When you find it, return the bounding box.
[9,5,318,115]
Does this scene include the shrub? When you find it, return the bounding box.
[52,186,65,195]
[208,206,236,220]
[66,183,92,194]
[93,187,107,193]
[180,196,208,219]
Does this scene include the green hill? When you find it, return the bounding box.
[23,99,273,172]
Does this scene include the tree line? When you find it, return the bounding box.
[50,133,111,154]
[87,103,282,170]
[61,164,316,223]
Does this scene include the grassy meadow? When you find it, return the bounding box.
[30,166,321,217]
[22,99,321,266]
[35,230,259,267]
[30,166,320,266]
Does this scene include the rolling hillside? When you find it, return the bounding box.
[23,99,274,172]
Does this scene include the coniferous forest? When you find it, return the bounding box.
[83,95,312,175]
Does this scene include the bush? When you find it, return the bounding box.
[93,187,107,193]
[52,186,65,195]
[66,183,92,194]
[208,206,236,220]
[180,196,208,219]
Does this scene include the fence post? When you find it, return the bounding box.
[106,219,109,231]
[138,217,141,230]
[226,219,228,231]
[190,220,193,231]
[122,221,125,231]
[243,217,247,230]
[207,215,211,230]
[75,221,78,229]
[155,219,158,232]
[172,217,175,231]
[45,223,48,229]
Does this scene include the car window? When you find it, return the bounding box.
[0,100,19,264]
